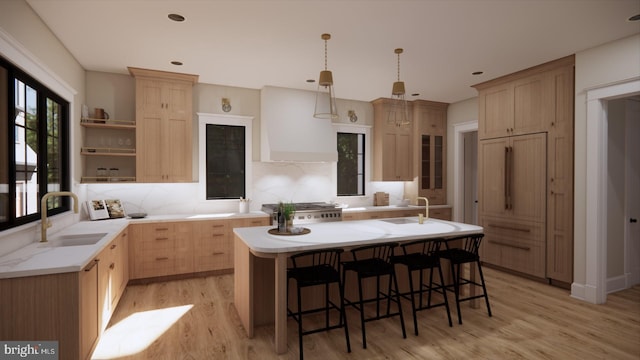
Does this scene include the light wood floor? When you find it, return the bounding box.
[92,267,640,359]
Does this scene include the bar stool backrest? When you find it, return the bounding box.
[400,238,442,256]
[290,248,343,270]
[351,243,397,262]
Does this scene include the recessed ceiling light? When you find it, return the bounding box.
[472,71,484,75]
[171,61,183,66]
[628,14,640,22]
[411,93,420,97]
[168,13,185,22]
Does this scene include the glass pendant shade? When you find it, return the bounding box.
[314,34,339,120]
[391,49,410,126]
[314,70,338,119]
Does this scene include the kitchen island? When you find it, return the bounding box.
[233,217,483,354]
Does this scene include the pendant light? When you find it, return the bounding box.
[314,33,339,120]
[391,48,410,126]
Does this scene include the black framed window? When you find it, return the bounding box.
[205,124,246,199]
[1,56,70,231]
[337,132,365,196]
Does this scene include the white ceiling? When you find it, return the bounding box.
[26,0,640,104]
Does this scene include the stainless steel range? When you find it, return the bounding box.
[261,202,342,225]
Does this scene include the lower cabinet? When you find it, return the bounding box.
[129,222,194,279]
[80,260,100,360]
[0,254,117,360]
[98,228,129,331]
[479,216,546,278]
[130,217,270,280]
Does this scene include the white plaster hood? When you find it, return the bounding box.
[260,86,337,162]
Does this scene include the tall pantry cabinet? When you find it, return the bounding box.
[128,67,198,182]
[473,55,574,284]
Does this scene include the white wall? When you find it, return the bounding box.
[446,97,478,206]
[0,0,86,254]
[573,33,640,286]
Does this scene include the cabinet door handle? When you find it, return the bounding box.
[212,224,224,228]
[211,233,225,237]
[156,257,169,261]
[504,147,510,210]
[155,227,169,231]
[212,252,225,255]
[155,237,169,241]
[488,223,531,232]
[631,218,638,223]
[489,239,530,251]
[110,244,117,250]
[109,263,115,270]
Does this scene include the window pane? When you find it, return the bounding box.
[0,65,8,224]
[14,80,39,217]
[337,132,365,196]
[206,124,245,199]
[46,98,62,208]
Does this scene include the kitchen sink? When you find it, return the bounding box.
[381,218,419,225]
[47,232,108,247]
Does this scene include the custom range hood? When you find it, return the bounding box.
[261,86,338,162]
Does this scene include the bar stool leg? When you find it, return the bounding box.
[392,271,407,339]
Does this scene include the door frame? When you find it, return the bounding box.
[582,78,640,304]
[453,120,478,222]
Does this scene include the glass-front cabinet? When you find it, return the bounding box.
[414,100,447,205]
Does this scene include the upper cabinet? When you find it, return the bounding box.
[413,100,448,205]
[476,60,565,140]
[129,67,198,183]
[372,98,414,181]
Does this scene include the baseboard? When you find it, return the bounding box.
[607,274,627,294]
[570,282,586,301]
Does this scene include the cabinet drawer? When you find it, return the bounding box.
[137,236,175,251]
[430,208,451,221]
[481,237,545,278]
[480,217,545,278]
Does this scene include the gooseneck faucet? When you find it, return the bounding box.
[416,196,429,222]
[41,191,79,242]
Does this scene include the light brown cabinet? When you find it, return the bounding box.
[131,217,270,279]
[478,133,547,278]
[478,72,553,140]
[80,259,100,359]
[473,55,574,284]
[0,229,131,360]
[414,100,448,205]
[194,220,232,272]
[129,67,198,182]
[98,228,129,330]
[129,222,194,279]
[372,98,414,181]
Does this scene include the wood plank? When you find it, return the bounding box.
[95,266,640,359]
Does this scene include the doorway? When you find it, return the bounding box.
[453,121,478,223]
[584,79,640,304]
[607,96,640,293]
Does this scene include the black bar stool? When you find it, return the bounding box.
[391,238,453,335]
[287,248,351,360]
[341,242,406,349]
[438,233,492,324]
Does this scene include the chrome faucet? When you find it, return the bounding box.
[416,196,429,221]
[41,191,79,242]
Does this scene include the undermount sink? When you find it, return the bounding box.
[381,218,420,225]
[47,232,108,247]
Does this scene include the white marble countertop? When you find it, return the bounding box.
[341,204,451,212]
[0,212,269,279]
[233,217,482,254]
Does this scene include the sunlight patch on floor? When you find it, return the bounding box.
[91,304,193,359]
